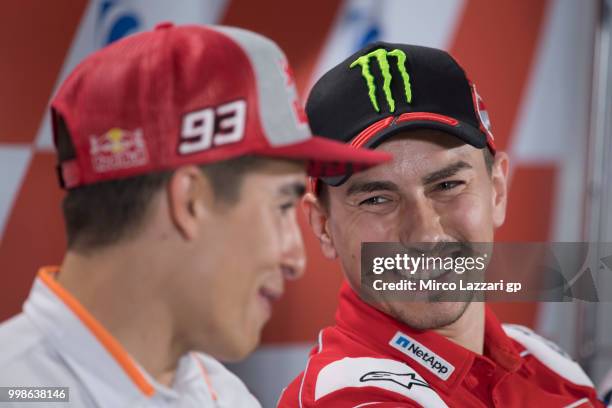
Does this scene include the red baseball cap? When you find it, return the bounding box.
[51,23,391,189]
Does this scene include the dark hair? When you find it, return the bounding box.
[317,148,495,209]
[56,117,266,251]
[483,147,494,174]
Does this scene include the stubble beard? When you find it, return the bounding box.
[383,299,473,331]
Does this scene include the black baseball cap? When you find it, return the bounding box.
[307,42,496,187]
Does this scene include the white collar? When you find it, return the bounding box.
[23,268,217,407]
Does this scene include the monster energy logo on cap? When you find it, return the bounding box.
[350,48,412,113]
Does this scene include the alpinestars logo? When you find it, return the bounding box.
[389,332,455,380]
[360,371,430,390]
[350,48,412,113]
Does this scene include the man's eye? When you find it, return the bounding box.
[435,180,464,191]
[359,196,390,206]
[279,202,295,213]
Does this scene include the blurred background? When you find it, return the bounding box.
[0,0,611,406]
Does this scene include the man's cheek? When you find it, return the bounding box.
[449,196,492,239]
[353,214,395,242]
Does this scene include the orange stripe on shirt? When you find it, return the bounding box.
[38,266,155,397]
[192,352,219,401]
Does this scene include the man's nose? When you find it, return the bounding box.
[398,197,445,249]
[280,217,306,280]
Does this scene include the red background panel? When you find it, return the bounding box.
[450,0,550,152]
[0,0,86,143]
[0,0,564,343]
[0,153,66,321]
[221,0,344,96]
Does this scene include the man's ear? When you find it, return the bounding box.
[490,151,509,228]
[167,165,215,240]
[302,192,337,259]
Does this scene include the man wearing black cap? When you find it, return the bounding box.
[278,43,604,407]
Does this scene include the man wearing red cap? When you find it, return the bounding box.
[278,42,604,407]
[0,24,388,407]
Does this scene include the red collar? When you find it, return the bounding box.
[335,282,522,392]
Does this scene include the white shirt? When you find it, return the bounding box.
[0,267,262,408]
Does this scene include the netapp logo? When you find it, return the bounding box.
[389,332,455,381]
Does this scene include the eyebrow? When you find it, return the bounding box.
[279,181,306,198]
[345,160,473,196]
[421,161,473,185]
[346,180,400,196]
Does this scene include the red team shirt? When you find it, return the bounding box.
[278,283,604,407]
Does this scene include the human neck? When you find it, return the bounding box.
[57,247,184,387]
[433,302,485,355]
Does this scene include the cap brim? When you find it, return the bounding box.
[319,115,489,186]
[362,119,488,151]
[254,136,392,177]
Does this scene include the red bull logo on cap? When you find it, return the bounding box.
[90,127,149,173]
